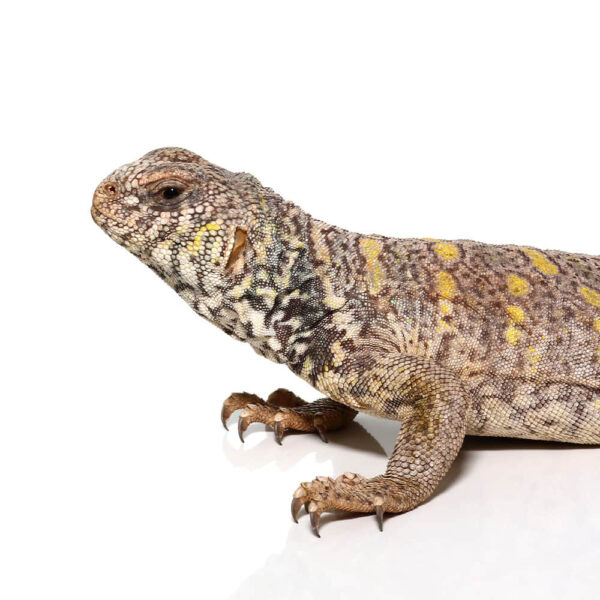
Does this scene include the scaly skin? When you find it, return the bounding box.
[92,147,600,536]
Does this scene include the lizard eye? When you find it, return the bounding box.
[147,179,190,208]
[160,186,183,200]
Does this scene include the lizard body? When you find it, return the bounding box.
[92,148,600,535]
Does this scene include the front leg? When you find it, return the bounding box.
[221,388,357,444]
[292,355,468,535]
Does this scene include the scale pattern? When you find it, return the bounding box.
[92,148,600,534]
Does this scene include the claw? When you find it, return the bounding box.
[315,424,328,443]
[375,505,384,532]
[221,405,230,430]
[374,497,384,531]
[313,414,328,443]
[291,487,307,522]
[308,502,321,537]
[238,415,249,442]
[291,497,303,522]
[274,420,285,445]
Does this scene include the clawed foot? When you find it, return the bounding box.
[221,389,356,445]
[291,473,412,537]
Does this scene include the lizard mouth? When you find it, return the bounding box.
[90,205,130,246]
[91,204,133,232]
[90,204,115,225]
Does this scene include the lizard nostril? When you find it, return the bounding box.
[102,182,118,197]
[93,181,119,207]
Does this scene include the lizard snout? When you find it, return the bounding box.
[93,180,120,208]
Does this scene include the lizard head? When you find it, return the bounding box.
[93,148,324,360]
[92,147,263,284]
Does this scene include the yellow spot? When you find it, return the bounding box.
[523,249,558,276]
[594,318,600,332]
[440,300,452,315]
[506,305,525,324]
[188,232,204,254]
[436,319,455,333]
[433,242,459,261]
[360,238,385,295]
[594,397,600,410]
[301,356,312,380]
[581,286,600,307]
[506,274,530,297]
[437,271,456,299]
[437,300,455,333]
[526,346,542,375]
[369,378,383,394]
[505,325,521,345]
[331,341,346,367]
[186,221,220,254]
[360,238,381,259]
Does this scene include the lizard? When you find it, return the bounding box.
[92,147,600,537]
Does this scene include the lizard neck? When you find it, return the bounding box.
[218,197,344,366]
[161,190,358,370]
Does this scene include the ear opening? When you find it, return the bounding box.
[225,227,247,272]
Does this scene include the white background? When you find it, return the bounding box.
[1,1,600,598]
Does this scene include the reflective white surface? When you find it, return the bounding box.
[2,332,599,600]
[221,418,600,600]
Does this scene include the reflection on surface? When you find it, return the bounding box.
[222,418,389,472]
[223,415,600,600]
